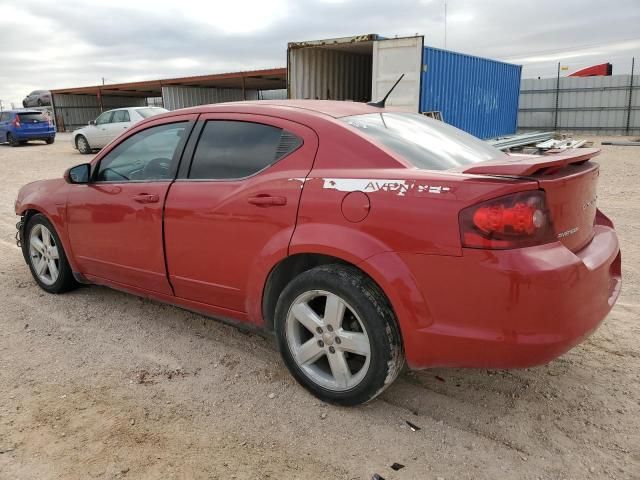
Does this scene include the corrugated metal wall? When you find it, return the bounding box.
[259,89,287,100]
[288,47,372,101]
[420,47,522,139]
[518,75,640,135]
[53,94,146,132]
[161,86,259,110]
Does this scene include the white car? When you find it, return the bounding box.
[72,107,168,154]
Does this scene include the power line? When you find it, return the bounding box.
[498,35,640,60]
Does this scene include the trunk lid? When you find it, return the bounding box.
[462,148,600,252]
[17,112,51,133]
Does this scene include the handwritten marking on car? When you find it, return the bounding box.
[322,179,451,197]
[582,196,597,210]
[557,227,580,239]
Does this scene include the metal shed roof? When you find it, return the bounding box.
[50,67,286,97]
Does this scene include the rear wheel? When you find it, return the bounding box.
[7,133,19,147]
[25,214,78,294]
[76,135,91,154]
[275,264,404,406]
[45,137,54,145]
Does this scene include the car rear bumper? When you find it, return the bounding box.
[15,130,55,140]
[396,219,621,369]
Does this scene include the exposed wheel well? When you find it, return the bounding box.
[262,253,384,332]
[21,209,39,225]
[18,209,42,260]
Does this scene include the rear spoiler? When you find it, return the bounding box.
[461,148,600,176]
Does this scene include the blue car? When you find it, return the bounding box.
[0,110,55,146]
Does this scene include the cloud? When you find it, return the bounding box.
[1,0,639,107]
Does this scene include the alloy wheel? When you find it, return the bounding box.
[29,224,60,286]
[77,136,89,153]
[285,290,371,391]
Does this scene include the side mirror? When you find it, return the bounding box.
[89,120,96,126]
[64,163,91,184]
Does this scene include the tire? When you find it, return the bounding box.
[275,264,404,406]
[8,133,19,147]
[24,214,78,294]
[76,135,91,154]
[37,99,43,107]
[46,137,54,145]
[22,101,27,108]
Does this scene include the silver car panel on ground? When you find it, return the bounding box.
[71,107,168,152]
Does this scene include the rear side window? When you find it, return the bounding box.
[0,113,9,122]
[18,113,47,123]
[188,120,302,180]
[111,110,130,123]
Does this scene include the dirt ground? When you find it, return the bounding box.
[0,133,638,480]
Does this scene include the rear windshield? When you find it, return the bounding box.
[18,113,47,123]
[136,107,168,118]
[341,112,506,170]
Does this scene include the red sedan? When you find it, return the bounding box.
[15,101,621,405]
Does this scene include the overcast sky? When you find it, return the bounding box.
[1,0,640,107]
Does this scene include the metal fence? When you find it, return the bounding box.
[518,74,640,135]
[53,94,147,132]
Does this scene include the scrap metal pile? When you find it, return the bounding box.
[488,132,592,153]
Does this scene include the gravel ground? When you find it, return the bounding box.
[0,134,638,480]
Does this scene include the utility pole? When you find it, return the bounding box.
[102,77,105,85]
[444,1,447,49]
[626,57,635,135]
[554,62,561,131]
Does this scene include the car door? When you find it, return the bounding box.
[66,114,196,294]
[164,113,318,316]
[25,92,36,107]
[90,111,114,148]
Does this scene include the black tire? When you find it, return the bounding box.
[22,101,27,108]
[275,264,404,406]
[8,133,19,147]
[24,214,79,294]
[46,137,54,145]
[37,99,43,106]
[76,135,91,154]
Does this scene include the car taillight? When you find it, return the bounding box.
[459,190,556,249]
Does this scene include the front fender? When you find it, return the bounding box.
[15,180,78,273]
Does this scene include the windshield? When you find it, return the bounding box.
[341,112,507,170]
[136,107,169,118]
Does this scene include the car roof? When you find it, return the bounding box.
[174,100,409,119]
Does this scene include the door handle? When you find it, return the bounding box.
[248,195,287,207]
[133,193,160,204]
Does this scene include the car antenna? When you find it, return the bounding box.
[367,73,405,108]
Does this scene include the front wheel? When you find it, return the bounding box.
[76,135,91,154]
[275,265,404,406]
[25,214,78,294]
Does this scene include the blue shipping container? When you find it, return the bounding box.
[420,47,522,139]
